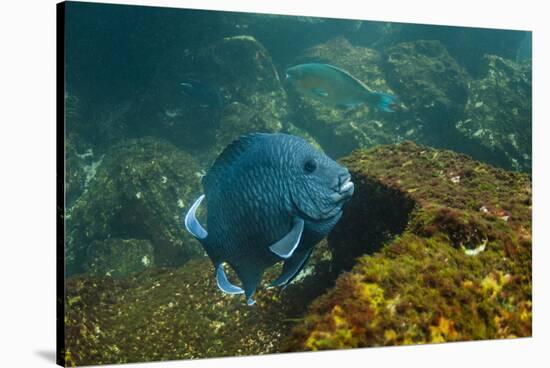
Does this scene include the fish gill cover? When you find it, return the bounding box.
[63,2,531,366]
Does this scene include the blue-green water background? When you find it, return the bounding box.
[65,2,531,163]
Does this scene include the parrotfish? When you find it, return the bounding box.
[180,79,224,109]
[184,133,354,305]
[285,63,396,112]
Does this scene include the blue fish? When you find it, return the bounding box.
[285,63,396,112]
[180,79,224,109]
[184,133,354,305]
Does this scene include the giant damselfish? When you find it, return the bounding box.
[184,133,354,305]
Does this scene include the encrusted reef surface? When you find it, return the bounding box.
[64,243,334,366]
[64,142,531,365]
[66,137,203,276]
[284,141,531,350]
[457,55,532,172]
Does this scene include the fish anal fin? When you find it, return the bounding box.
[269,218,304,259]
[232,261,265,306]
[270,248,313,288]
[184,194,208,239]
[215,263,244,295]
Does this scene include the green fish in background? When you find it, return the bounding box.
[285,63,396,112]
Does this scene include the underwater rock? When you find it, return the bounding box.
[456,55,532,172]
[64,142,531,364]
[66,137,203,276]
[148,34,291,157]
[85,238,155,278]
[284,141,531,350]
[287,37,402,159]
[65,134,88,207]
[215,101,283,153]
[384,40,470,142]
[219,14,368,67]
[370,23,525,76]
[64,242,335,366]
[198,35,289,149]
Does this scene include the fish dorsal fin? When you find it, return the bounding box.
[184,194,208,239]
[269,218,304,259]
[320,63,372,92]
[202,133,267,193]
[270,248,313,288]
[216,263,244,295]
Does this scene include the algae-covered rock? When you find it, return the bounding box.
[85,238,155,278]
[384,40,470,141]
[149,35,289,158]
[67,137,203,276]
[370,23,525,76]
[65,134,88,207]
[456,55,532,172]
[195,35,288,150]
[227,14,369,67]
[64,141,531,364]
[288,37,403,158]
[64,242,335,366]
[284,141,531,350]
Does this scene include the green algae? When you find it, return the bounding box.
[284,141,531,351]
[64,241,336,366]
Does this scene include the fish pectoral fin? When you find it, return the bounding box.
[270,248,313,288]
[184,194,208,239]
[215,263,244,295]
[269,218,305,259]
[336,102,361,110]
[310,88,329,97]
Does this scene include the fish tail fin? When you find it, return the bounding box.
[367,92,396,112]
[231,261,264,306]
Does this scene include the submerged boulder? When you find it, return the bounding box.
[285,141,531,350]
[67,137,203,276]
[456,55,532,172]
[64,242,335,366]
[384,40,470,142]
[150,34,290,159]
[198,35,289,150]
[369,23,526,77]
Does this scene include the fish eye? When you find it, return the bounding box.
[304,159,317,173]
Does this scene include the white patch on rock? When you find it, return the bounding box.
[141,255,151,267]
[463,239,487,256]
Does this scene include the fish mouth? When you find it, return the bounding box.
[330,174,354,203]
[290,173,354,222]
